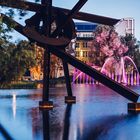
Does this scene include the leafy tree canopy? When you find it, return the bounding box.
[89,25,140,69]
[0,40,37,84]
[121,34,140,69]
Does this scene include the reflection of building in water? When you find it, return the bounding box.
[115,17,135,36]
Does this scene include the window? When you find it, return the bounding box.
[82,42,86,48]
[76,42,79,48]
[76,52,79,57]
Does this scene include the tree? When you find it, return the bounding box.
[121,34,140,69]
[13,41,37,79]
[89,25,140,76]
[0,40,37,84]
[89,25,130,76]
[90,25,128,66]
[88,40,106,67]
[0,1,46,84]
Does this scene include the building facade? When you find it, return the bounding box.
[26,22,97,80]
[115,17,135,36]
[75,22,97,63]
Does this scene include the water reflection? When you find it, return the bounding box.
[0,85,140,140]
[42,110,50,140]
[41,104,72,140]
[83,114,139,140]
[12,93,16,119]
[62,105,72,140]
[0,123,14,140]
[40,104,140,140]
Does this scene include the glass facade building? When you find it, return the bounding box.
[74,22,97,64]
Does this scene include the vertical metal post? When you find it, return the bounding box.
[62,60,72,96]
[62,59,76,104]
[39,0,53,109]
[43,49,50,101]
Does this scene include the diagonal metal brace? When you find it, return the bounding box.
[51,0,87,37]
[0,14,139,103]
[0,13,70,46]
[45,45,140,103]
[21,24,140,102]
[0,0,120,25]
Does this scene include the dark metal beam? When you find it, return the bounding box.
[52,0,88,102]
[0,123,13,140]
[1,14,139,102]
[51,0,88,37]
[46,45,140,103]
[62,60,73,96]
[0,13,70,46]
[0,0,41,12]
[54,7,120,26]
[0,0,120,25]
[41,0,52,102]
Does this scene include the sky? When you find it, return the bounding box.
[53,0,140,40]
[1,0,140,41]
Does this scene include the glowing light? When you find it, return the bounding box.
[80,50,83,57]
[12,93,16,119]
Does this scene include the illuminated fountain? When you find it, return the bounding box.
[100,56,139,85]
[72,65,100,84]
[73,26,139,85]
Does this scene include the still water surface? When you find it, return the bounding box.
[0,84,140,140]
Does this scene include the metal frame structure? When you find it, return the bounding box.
[0,0,139,109]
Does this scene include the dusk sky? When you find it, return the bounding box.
[53,0,140,40]
[1,0,140,41]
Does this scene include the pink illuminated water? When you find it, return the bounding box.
[72,56,139,85]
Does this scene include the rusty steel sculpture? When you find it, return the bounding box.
[0,0,139,110]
